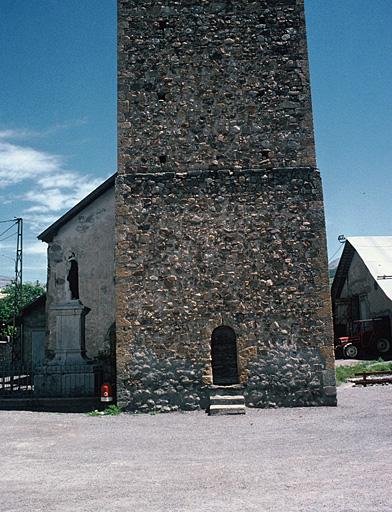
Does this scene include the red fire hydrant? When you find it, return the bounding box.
[100,383,113,403]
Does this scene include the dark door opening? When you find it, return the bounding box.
[211,326,239,385]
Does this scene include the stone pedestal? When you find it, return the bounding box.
[34,300,99,397]
[50,300,90,365]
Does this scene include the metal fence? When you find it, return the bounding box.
[0,363,103,399]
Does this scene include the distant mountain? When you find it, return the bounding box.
[0,275,12,290]
[328,258,340,271]
[328,258,340,283]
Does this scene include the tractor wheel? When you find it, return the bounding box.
[376,338,391,354]
[343,344,358,359]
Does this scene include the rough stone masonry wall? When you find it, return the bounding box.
[116,0,336,411]
[118,0,316,175]
[116,168,336,411]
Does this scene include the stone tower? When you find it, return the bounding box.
[116,0,337,412]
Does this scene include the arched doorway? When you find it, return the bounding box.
[211,326,239,385]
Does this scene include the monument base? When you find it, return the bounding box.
[34,363,99,398]
[34,299,101,397]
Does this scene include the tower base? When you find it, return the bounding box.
[116,168,337,412]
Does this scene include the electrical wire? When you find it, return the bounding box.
[0,231,17,243]
[328,244,344,266]
[0,222,17,239]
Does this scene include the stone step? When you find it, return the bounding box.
[209,404,246,416]
[209,384,245,397]
[210,395,245,406]
[208,385,246,415]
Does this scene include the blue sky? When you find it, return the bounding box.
[0,0,116,283]
[306,0,392,262]
[0,0,391,283]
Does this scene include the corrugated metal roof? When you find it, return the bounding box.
[347,236,392,301]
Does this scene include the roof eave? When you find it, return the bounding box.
[331,241,355,301]
[37,174,116,243]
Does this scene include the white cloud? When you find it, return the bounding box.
[25,214,59,232]
[0,128,44,140]
[23,177,103,213]
[0,141,61,187]
[24,242,47,255]
[44,118,88,134]
[0,127,109,233]
[0,129,19,139]
[37,171,80,190]
[24,188,77,212]
[0,119,88,142]
[0,243,16,250]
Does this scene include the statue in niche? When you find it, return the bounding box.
[66,253,79,301]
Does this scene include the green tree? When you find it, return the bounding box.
[0,281,45,327]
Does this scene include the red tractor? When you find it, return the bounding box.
[335,316,392,359]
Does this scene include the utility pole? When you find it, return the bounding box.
[14,218,23,312]
[12,218,23,360]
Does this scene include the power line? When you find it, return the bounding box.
[328,243,344,266]
[0,219,18,224]
[0,230,17,243]
[0,222,17,239]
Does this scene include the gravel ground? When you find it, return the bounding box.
[335,357,392,367]
[335,358,363,367]
[1,386,392,512]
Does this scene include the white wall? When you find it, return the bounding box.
[340,252,392,322]
[46,187,115,358]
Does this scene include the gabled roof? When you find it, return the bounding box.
[13,293,46,326]
[37,174,116,243]
[19,293,46,316]
[332,236,392,301]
